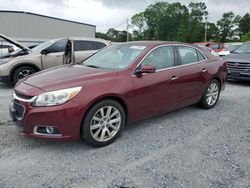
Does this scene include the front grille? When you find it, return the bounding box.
[227,62,250,72]
[13,103,25,120]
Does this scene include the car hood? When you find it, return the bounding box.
[224,53,250,63]
[22,65,118,91]
[0,33,30,51]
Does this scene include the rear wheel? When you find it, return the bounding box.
[81,100,125,147]
[199,79,220,109]
[12,66,36,84]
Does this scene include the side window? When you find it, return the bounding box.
[94,42,107,50]
[177,46,199,65]
[48,39,68,53]
[141,46,175,70]
[197,50,205,61]
[74,41,95,51]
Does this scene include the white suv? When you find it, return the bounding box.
[0,34,110,83]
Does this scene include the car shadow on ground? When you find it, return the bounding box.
[227,79,250,86]
[0,83,14,89]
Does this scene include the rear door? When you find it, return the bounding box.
[176,45,208,103]
[132,46,181,119]
[41,38,68,69]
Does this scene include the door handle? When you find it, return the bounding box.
[56,55,63,57]
[202,68,207,73]
[170,76,178,81]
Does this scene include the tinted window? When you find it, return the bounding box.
[48,39,68,53]
[74,41,95,51]
[178,46,199,65]
[141,46,174,70]
[94,42,107,50]
[197,50,205,61]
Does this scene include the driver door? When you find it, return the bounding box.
[41,38,69,69]
[132,46,181,119]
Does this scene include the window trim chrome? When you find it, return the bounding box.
[13,92,37,103]
[132,44,208,76]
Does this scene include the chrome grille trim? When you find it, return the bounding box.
[227,62,250,72]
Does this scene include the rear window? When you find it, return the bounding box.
[74,41,95,51]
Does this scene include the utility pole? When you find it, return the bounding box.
[126,18,129,42]
[205,16,208,42]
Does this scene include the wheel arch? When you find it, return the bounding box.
[10,63,41,81]
[80,95,129,137]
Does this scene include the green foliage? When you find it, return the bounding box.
[96,28,131,42]
[239,13,250,35]
[96,2,250,43]
[240,32,250,42]
[217,12,240,42]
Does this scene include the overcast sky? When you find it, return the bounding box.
[0,0,249,32]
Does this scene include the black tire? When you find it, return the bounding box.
[81,100,125,147]
[12,66,36,84]
[199,79,220,109]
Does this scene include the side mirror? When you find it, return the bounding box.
[41,48,50,55]
[135,65,156,76]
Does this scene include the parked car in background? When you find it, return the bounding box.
[194,45,219,56]
[0,44,14,57]
[224,41,250,81]
[218,43,242,57]
[10,41,227,146]
[192,42,213,48]
[210,43,225,52]
[0,34,111,84]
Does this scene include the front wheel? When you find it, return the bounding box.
[12,66,36,84]
[199,79,220,109]
[81,100,125,147]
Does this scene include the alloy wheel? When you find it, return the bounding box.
[206,83,219,106]
[17,69,33,80]
[90,106,121,142]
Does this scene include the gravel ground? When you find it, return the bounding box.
[0,81,249,188]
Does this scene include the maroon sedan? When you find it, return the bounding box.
[10,41,227,146]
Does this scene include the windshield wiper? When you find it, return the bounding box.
[85,65,102,69]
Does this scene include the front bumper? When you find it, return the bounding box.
[9,99,86,141]
[227,71,250,81]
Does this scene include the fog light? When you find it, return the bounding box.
[46,126,54,134]
[34,126,61,135]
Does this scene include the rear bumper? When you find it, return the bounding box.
[0,75,11,83]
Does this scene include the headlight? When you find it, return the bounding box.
[33,86,82,107]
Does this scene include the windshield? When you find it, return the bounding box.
[225,45,240,51]
[83,44,146,70]
[31,39,57,53]
[233,43,250,54]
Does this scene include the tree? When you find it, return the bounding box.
[217,12,240,42]
[240,31,250,42]
[95,32,110,40]
[187,2,208,42]
[131,12,148,40]
[239,13,250,35]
